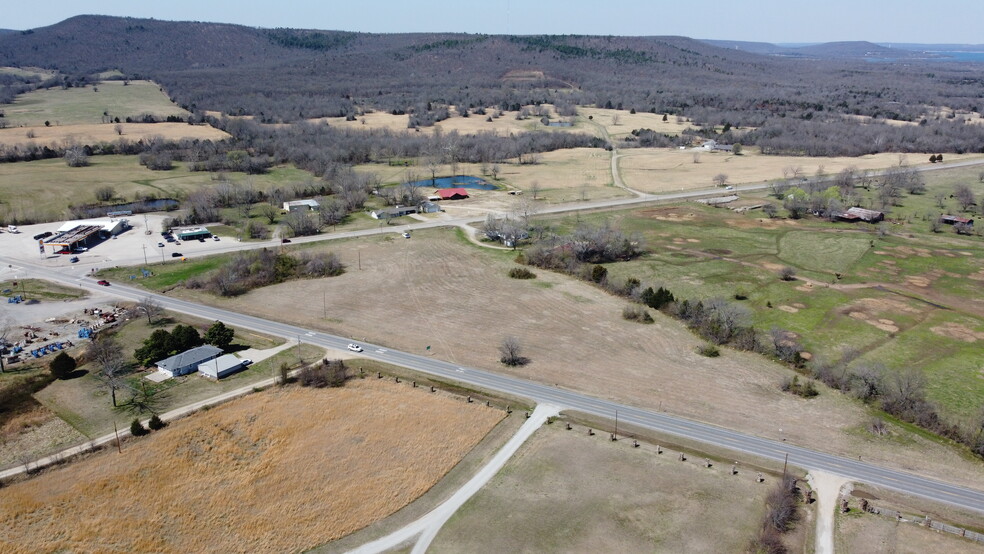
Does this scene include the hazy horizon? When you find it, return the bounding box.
[3,0,984,45]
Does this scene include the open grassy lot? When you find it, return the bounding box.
[0,80,188,127]
[117,227,984,489]
[432,422,772,553]
[317,105,597,137]
[618,148,984,193]
[0,66,59,79]
[0,155,311,223]
[0,121,230,149]
[0,278,87,301]
[579,105,694,140]
[836,485,984,553]
[0,380,504,553]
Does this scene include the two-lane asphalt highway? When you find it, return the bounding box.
[7,259,983,515]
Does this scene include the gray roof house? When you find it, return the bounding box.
[156,345,223,378]
[198,354,246,380]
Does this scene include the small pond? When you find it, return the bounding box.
[405,175,497,190]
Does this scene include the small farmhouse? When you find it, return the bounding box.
[838,207,884,223]
[438,188,469,200]
[198,354,246,379]
[701,140,734,152]
[155,345,223,378]
[370,206,418,219]
[283,199,320,212]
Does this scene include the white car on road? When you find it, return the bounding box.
[347,343,363,352]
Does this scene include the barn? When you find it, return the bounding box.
[438,188,469,200]
[155,345,223,378]
[198,354,247,379]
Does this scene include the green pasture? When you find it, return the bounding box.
[0,155,316,223]
[0,80,187,127]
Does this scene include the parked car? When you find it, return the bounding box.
[33,231,53,240]
[171,252,183,257]
[347,343,363,352]
[241,358,253,366]
[402,231,411,238]
[96,280,110,286]
[213,236,220,241]
[69,256,79,263]
[281,238,291,243]
[157,242,165,248]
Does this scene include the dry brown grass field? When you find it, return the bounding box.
[835,485,984,554]
[0,379,503,553]
[354,147,628,204]
[618,148,984,193]
[319,105,596,137]
[0,122,229,148]
[431,423,772,552]
[175,229,984,490]
[579,106,694,139]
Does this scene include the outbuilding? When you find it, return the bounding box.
[155,345,223,378]
[941,214,974,226]
[176,227,212,240]
[198,354,246,379]
[438,188,469,200]
[370,206,418,219]
[283,199,320,212]
[838,207,884,223]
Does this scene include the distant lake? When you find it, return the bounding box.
[405,175,497,190]
[931,51,984,62]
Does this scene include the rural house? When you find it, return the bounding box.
[155,345,223,378]
[419,201,441,213]
[701,140,734,152]
[282,199,320,212]
[438,188,469,200]
[198,354,247,379]
[370,205,418,219]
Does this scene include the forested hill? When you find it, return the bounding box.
[3,15,984,156]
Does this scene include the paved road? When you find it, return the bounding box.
[6,260,983,515]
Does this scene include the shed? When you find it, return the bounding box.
[839,207,884,223]
[941,215,974,226]
[370,206,418,219]
[419,201,441,213]
[156,345,223,378]
[438,188,469,200]
[198,354,246,379]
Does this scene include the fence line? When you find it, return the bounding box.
[866,504,984,544]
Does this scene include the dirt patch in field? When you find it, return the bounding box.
[779,305,800,313]
[638,207,699,222]
[904,275,932,287]
[930,322,984,343]
[0,380,503,553]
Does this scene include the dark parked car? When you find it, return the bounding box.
[171,252,183,258]
[69,256,79,263]
[33,231,53,240]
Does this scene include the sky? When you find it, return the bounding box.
[3,0,984,45]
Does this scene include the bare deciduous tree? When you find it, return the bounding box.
[499,336,528,366]
[954,184,976,212]
[135,297,163,325]
[0,313,13,373]
[88,336,126,407]
[258,203,280,224]
[713,173,728,187]
[530,180,541,199]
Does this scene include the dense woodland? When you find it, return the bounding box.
[2,16,984,157]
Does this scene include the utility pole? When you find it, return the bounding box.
[114,421,122,453]
[142,244,148,266]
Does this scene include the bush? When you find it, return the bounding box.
[697,344,720,357]
[130,418,149,437]
[622,305,654,323]
[778,266,797,281]
[508,267,537,279]
[299,359,349,388]
[48,351,77,379]
[148,414,167,430]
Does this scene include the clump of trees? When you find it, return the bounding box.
[48,351,77,380]
[499,336,529,366]
[749,476,800,554]
[134,324,203,366]
[524,222,644,271]
[508,267,536,279]
[298,358,349,388]
[622,305,654,323]
[187,248,344,296]
[203,321,235,350]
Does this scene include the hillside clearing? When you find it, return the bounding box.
[0,80,189,127]
[0,380,504,553]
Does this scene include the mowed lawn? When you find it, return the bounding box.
[432,423,770,553]
[1,381,505,553]
[591,200,984,423]
[122,226,984,490]
[0,155,314,223]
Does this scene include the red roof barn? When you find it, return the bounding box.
[438,188,469,200]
